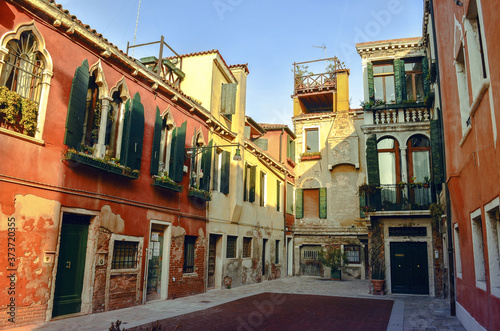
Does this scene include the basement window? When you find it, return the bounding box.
[112,241,139,269]
[183,236,197,273]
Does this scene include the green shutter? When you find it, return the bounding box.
[150,106,162,175]
[122,92,144,170]
[394,59,405,103]
[366,134,380,186]
[430,119,444,184]
[287,135,291,158]
[221,83,237,114]
[295,189,303,219]
[254,138,268,151]
[220,151,230,194]
[291,140,295,161]
[422,57,430,97]
[277,180,281,211]
[200,140,213,192]
[319,187,327,219]
[367,62,374,101]
[64,60,89,150]
[249,166,256,203]
[359,192,366,218]
[120,99,131,161]
[170,121,186,183]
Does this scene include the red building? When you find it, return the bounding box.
[427,0,500,329]
[0,0,220,327]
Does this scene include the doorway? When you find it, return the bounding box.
[287,237,293,276]
[262,238,268,277]
[146,222,170,302]
[390,242,429,294]
[207,234,222,289]
[300,245,321,276]
[52,213,90,317]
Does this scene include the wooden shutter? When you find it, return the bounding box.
[220,150,230,194]
[422,57,430,97]
[430,119,444,184]
[319,187,327,219]
[170,121,186,183]
[359,192,366,218]
[64,60,89,150]
[254,138,268,151]
[221,83,237,114]
[249,166,256,203]
[394,59,405,103]
[200,140,213,192]
[367,62,374,101]
[287,135,291,158]
[150,106,162,175]
[295,189,303,219]
[122,92,144,170]
[365,134,381,210]
[277,180,281,211]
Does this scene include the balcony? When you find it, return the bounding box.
[361,184,434,213]
[294,72,336,95]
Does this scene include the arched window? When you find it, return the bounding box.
[0,24,52,139]
[83,73,101,149]
[158,110,175,175]
[377,137,400,204]
[108,84,129,160]
[191,132,205,188]
[407,134,431,206]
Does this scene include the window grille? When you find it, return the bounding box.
[112,241,139,269]
[243,237,252,258]
[226,236,237,258]
[345,245,360,264]
[275,240,280,264]
[183,236,197,273]
[389,226,427,237]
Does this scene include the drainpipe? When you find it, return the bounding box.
[430,0,455,316]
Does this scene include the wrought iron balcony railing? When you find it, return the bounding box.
[361,184,434,212]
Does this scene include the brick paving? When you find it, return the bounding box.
[21,276,465,331]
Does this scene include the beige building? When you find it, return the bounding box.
[291,58,369,279]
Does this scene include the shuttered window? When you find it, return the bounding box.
[220,151,230,194]
[295,188,303,219]
[260,171,266,207]
[286,182,294,214]
[319,187,327,219]
[119,92,144,170]
[200,140,213,192]
[169,121,187,182]
[276,180,281,212]
[249,166,256,203]
[150,106,163,176]
[221,83,237,115]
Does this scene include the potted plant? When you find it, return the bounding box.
[369,223,385,295]
[318,246,347,280]
[370,259,385,295]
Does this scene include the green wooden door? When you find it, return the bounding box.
[390,242,429,294]
[53,217,89,317]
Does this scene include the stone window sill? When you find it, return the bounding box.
[0,127,44,145]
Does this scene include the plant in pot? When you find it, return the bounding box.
[318,246,347,280]
[370,259,385,295]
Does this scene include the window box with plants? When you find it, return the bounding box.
[188,186,211,201]
[0,86,39,137]
[152,172,183,193]
[300,151,322,161]
[65,148,140,179]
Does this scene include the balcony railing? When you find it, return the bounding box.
[362,184,434,212]
[294,73,336,94]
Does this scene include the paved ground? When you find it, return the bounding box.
[21,276,464,331]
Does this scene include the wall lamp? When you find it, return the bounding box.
[454,0,463,6]
[186,143,242,161]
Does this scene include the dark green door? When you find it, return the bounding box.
[52,214,89,317]
[390,242,429,294]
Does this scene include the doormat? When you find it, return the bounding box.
[129,293,394,331]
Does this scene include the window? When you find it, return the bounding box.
[183,236,197,273]
[244,164,256,202]
[190,132,205,188]
[254,138,268,151]
[112,241,139,269]
[389,227,427,237]
[0,24,52,139]
[107,83,129,160]
[344,245,360,264]
[286,182,294,214]
[260,171,267,207]
[275,240,280,264]
[213,149,222,192]
[276,180,282,212]
[454,224,463,278]
[212,149,231,194]
[465,0,487,94]
[220,83,237,116]
[287,135,296,161]
[305,128,319,153]
[404,60,424,102]
[377,137,400,204]
[471,210,486,289]
[485,198,500,297]
[373,62,395,103]
[157,111,175,176]
[226,235,237,259]
[407,135,431,206]
[455,46,470,133]
[243,237,252,258]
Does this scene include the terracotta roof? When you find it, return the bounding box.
[355,37,422,48]
[259,123,296,139]
[229,63,250,74]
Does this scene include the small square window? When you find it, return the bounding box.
[243,237,252,258]
[345,245,360,264]
[112,241,139,269]
[227,236,237,259]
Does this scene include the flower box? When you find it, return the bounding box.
[65,151,139,179]
[300,154,322,161]
[152,178,183,193]
[188,188,211,201]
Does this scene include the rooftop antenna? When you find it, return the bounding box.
[313,43,327,70]
[131,0,142,57]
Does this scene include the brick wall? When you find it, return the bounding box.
[93,228,111,313]
[108,274,140,310]
[0,304,46,328]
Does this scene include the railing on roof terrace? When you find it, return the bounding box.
[362,184,434,212]
[293,57,346,95]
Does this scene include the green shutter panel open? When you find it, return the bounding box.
[430,119,444,184]
[365,134,381,210]
[394,59,404,103]
[422,57,430,97]
[150,106,162,175]
[220,150,230,194]
[123,92,144,170]
[277,180,281,211]
[200,139,213,192]
[295,189,303,219]
[291,140,295,161]
[319,187,327,219]
[249,166,256,203]
[359,192,366,218]
[64,59,89,150]
[221,83,237,114]
[367,62,374,101]
[287,135,291,158]
[170,121,186,183]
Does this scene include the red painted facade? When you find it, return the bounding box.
[0,0,211,328]
[430,0,500,329]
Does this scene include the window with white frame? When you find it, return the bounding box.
[454,224,463,278]
[213,149,222,192]
[305,128,319,153]
[455,46,471,133]
[465,0,487,94]
[471,209,486,288]
[0,24,52,139]
[373,62,396,103]
[157,111,175,176]
[485,198,500,296]
[112,241,139,269]
[260,171,267,207]
[345,245,361,264]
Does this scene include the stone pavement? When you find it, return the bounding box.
[19,277,464,331]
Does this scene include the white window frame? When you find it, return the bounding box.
[260,171,267,207]
[455,45,471,139]
[470,208,486,290]
[485,197,500,298]
[109,234,143,273]
[303,126,320,154]
[454,223,463,279]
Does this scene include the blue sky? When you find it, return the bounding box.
[58,0,424,128]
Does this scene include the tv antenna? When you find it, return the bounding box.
[313,43,327,70]
[131,0,142,57]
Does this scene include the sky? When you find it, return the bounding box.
[57,0,424,128]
